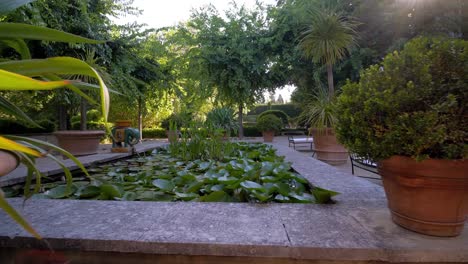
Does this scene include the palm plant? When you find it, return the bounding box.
[205,107,239,136]
[0,20,109,238]
[299,4,359,98]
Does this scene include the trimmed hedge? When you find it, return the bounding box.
[142,127,167,138]
[248,104,302,118]
[243,126,262,137]
[257,110,289,125]
[0,119,56,134]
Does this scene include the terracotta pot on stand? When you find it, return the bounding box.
[166,130,179,143]
[309,128,348,165]
[262,131,274,142]
[379,156,468,237]
[54,130,105,156]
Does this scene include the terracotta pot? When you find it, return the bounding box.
[262,131,274,142]
[166,130,179,143]
[115,120,132,128]
[379,156,468,237]
[53,130,105,156]
[309,128,348,165]
[0,150,20,177]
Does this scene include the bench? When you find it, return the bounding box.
[349,153,379,177]
[288,136,313,150]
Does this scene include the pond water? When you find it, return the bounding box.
[4,142,338,203]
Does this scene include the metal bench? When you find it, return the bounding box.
[288,136,313,150]
[349,153,379,178]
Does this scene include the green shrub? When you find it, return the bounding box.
[205,107,238,134]
[161,113,188,130]
[70,121,109,130]
[243,126,262,137]
[248,104,302,118]
[336,37,468,161]
[256,114,283,133]
[257,110,289,125]
[142,127,167,138]
[0,119,56,134]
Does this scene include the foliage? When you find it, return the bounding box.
[142,127,166,139]
[336,37,468,161]
[298,87,337,130]
[248,104,302,118]
[205,107,239,135]
[0,119,55,134]
[161,113,187,130]
[8,143,339,204]
[256,114,283,133]
[257,110,289,126]
[243,126,262,137]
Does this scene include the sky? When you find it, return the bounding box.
[113,0,293,103]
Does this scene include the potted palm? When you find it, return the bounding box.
[205,107,239,140]
[335,37,467,237]
[256,114,283,142]
[162,114,183,143]
[298,5,359,165]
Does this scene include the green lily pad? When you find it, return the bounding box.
[152,179,175,192]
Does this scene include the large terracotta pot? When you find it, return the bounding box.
[53,130,105,156]
[309,128,348,165]
[262,131,274,142]
[115,120,132,128]
[0,150,20,177]
[379,156,468,237]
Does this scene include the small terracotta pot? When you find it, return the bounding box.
[0,150,20,177]
[262,131,274,142]
[309,128,348,165]
[115,120,132,128]
[54,130,105,156]
[378,156,468,237]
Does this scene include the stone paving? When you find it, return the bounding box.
[0,136,466,263]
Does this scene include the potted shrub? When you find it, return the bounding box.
[335,37,467,237]
[299,87,348,165]
[256,114,283,142]
[205,107,239,140]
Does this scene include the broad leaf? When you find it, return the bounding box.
[312,187,340,204]
[152,179,175,192]
[0,69,69,91]
[240,181,265,191]
[100,184,124,199]
[75,186,101,199]
[200,191,232,202]
[0,23,104,43]
[46,185,77,199]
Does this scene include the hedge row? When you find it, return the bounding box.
[0,119,56,134]
[248,104,302,118]
[142,126,263,138]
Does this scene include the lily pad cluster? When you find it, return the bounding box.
[7,143,338,203]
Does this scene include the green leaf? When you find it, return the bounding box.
[152,179,175,192]
[75,186,101,199]
[0,96,40,127]
[312,187,340,204]
[274,194,290,202]
[175,192,199,201]
[122,192,137,201]
[275,183,291,196]
[46,185,77,199]
[240,181,265,191]
[0,69,69,91]
[100,184,124,199]
[0,57,110,121]
[289,193,314,203]
[200,191,233,202]
[0,23,104,43]
[0,39,31,59]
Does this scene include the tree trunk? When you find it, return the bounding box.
[80,98,87,131]
[138,96,143,140]
[58,104,67,131]
[238,104,244,139]
[327,63,334,98]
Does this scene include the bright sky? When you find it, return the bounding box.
[113,0,292,102]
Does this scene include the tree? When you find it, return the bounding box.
[277,94,284,104]
[189,3,278,138]
[298,2,359,98]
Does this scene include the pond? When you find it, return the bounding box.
[4,142,338,204]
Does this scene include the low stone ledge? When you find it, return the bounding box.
[0,141,466,263]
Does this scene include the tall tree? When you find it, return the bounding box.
[298,2,359,98]
[189,3,278,138]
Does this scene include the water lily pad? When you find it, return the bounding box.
[46,185,77,199]
[152,179,175,192]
